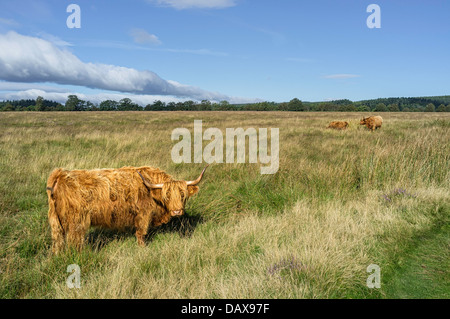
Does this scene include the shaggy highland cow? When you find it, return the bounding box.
[46,165,208,254]
[327,121,349,130]
[360,116,383,131]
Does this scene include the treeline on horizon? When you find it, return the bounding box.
[1,95,450,112]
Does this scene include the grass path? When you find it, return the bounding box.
[384,224,449,298]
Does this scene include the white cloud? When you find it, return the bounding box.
[323,74,360,79]
[0,31,234,101]
[129,28,161,45]
[0,81,69,93]
[150,0,236,9]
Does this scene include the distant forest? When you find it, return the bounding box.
[1,95,450,112]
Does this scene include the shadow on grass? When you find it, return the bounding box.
[86,213,204,251]
[147,213,204,240]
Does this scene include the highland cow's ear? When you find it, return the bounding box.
[187,185,199,196]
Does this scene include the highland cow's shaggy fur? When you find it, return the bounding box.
[46,166,203,254]
[327,121,349,130]
[360,116,383,131]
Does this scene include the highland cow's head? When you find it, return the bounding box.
[138,165,208,217]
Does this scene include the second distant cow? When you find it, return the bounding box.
[327,121,349,130]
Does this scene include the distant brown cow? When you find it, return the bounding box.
[46,165,208,254]
[327,121,349,130]
[360,116,383,131]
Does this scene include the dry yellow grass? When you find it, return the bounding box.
[51,186,448,299]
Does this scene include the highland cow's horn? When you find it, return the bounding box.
[137,171,163,189]
[186,165,209,186]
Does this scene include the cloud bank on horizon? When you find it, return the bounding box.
[0,31,252,104]
[1,88,202,106]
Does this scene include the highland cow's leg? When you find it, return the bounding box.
[135,232,145,246]
[66,224,88,252]
[135,213,151,247]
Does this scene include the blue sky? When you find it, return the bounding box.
[0,0,449,104]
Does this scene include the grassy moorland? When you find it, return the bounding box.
[0,111,448,298]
